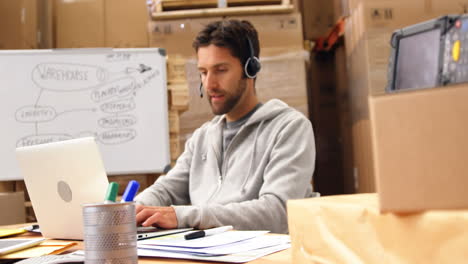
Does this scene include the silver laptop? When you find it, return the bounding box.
[16,137,192,241]
[15,137,109,240]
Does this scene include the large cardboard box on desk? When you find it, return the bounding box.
[0,192,25,225]
[369,84,468,212]
[287,194,468,264]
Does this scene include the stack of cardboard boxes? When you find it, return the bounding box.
[344,0,468,192]
[166,56,190,161]
[297,0,468,194]
[0,0,150,49]
[54,0,149,48]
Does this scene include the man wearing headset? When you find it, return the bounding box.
[135,20,316,234]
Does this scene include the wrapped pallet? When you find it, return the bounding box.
[288,194,468,263]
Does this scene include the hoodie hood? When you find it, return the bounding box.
[246,99,293,125]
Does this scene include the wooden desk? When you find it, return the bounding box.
[1,224,291,264]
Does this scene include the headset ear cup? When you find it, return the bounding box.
[244,57,261,79]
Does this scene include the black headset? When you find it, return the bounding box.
[244,36,261,79]
[199,36,261,98]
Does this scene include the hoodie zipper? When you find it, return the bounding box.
[206,171,223,202]
[207,125,249,201]
[206,100,285,201]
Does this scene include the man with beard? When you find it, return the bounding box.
[134,20,316,234]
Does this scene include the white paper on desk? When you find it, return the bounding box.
[138,234,290,256]
[138,230,269,248]
[137,243,291,263]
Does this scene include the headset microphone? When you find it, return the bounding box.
[199,82,203,98]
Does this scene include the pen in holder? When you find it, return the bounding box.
[82,202,137,264]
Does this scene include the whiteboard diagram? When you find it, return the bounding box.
[1,48,170,180]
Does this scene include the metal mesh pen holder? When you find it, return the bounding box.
[82,202,138,264]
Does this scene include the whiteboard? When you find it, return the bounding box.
[0,48,170,180]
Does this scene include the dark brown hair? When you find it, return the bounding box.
[192,19,260,67]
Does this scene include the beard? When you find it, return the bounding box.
[208,78,247,116]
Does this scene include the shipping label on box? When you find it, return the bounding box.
[347,0,430,31]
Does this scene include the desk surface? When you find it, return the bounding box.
[0,224,291,264]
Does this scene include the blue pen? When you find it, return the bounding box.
[121,180,140,202]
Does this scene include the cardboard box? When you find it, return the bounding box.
[298,0,345,40]
[344,0,428,192]
[179,51,309,145]
[370,84,468,212]
[104,0,150,47]
[170,133,182,161]
[168,83,189,111]
[288,194,468,264]
[167,56,188,84]
[0,0,36,49]
[0,0,52,49]
[54,0,105,48]
[0,192,25,225]
[55,0,149,48]
[168,109,181,134]
[148,13,304,58]
[0,182,15,192]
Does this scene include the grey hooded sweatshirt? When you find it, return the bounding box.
[135,99,315,234]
